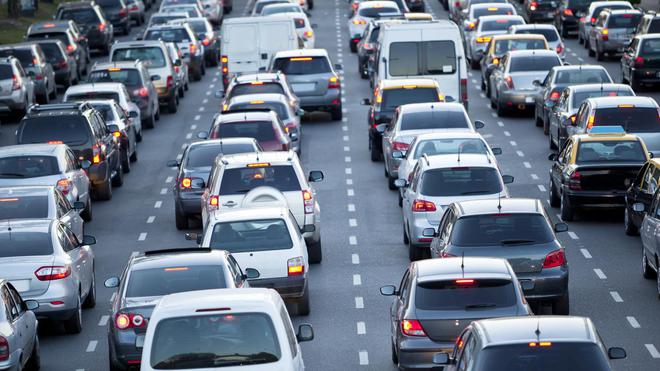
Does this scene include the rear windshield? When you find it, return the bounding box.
[144,28,190,43]
[232,83,285,96]
[209,219,293,252]
[576,140,646,163]
[126,265,227,297]
[162,6,198,16]
[112,47,166,68]
[555,69,611,84]
[451,214,555,246]
[150,313,281,369]
[59,9,99,24]
[27,33,70,46]
[96,0,121,8]
[150,15,179,25]
[415,279,516,310]
[90,104,117,122]
[0,156,60,179]
[493,39,547,55]
[0,196,49,219]
[219,165,300,193]
[648,20,660,33]
[211,121,277,142]
[35,42,65,63]
[185,143,257,168]
[19,116,90,146]
[607,13,641,28]
[88,69,141,87]
[571,89,633,107]
[481,19,523,32]
[509,55,561,72]
[0,49,34,67]
[473,7,514,18]
[389,41,457,77]
[381,88,440,110]
[475,343,610,371]
[230,102,289,120]
[513,28,559,42]
[272,57,331,75]
[641,39,660,55]
[0,65,13,79]
[593,5,630,17]
[593,107,660,133]
[413,138,489,159]
[359,6,400,17]
[420,167,502,196]
[255,0,289,13]
[400,110,470,131]
[66,92,120,102]
[0,232,53,257]
[262,5,301,15]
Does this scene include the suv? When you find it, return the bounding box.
[0,43,56,104]
[16,103,122,200]
[96,0,131,35]
[55,1,114,54]
[33,39,78,88]
[637,11,660,35]
[0,57,35,118]
[110,40,179,113]
[168,17,220,67]
[579,1,633,48]
[554,0,592,37]
[200,151,324,263]
[26,21,90,77]
[143,23,205,80]
[88,61,159,128]
[588,8,643,61]
[621,34,660,90]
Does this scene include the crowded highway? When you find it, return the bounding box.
[0,0,660,370]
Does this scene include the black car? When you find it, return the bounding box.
[625,159,660,235]
[16,102,122,201]
[523,0,557,23]
[621,34,660,90]
[554,0,593,37]
[56,1,114,55]
[356,20,382,79]
[33,39,79,88]
[26,21,90,77]
[96,0,131,35]
[405,0,425,12]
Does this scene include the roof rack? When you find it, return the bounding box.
[143,247,212,256]
[28,102,93,113]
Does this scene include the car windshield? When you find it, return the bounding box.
[211,121,276,142]
[0,49,34,66]
[641,39,660,55]
[475,343,611,371]
[359,6,400,17]
[607,13,641,28]
[571,90,633,107]
[509,56,561,72]
[112,47,166,68]
[592,107,660,133]
[576,140,646,163]
[451,214,555,246]
[230,102,289,120]
[399,110,470,131]
[555,69,611,84]
[272,57,331,75]
[420,167,502,196]
[219,165,300,193]
[413,138,489,158]
[231,83,285,97]
[35,42,64,63]
[513,28,559,42]
[262,5,301,15]
[90,104,117,122]
[481,19,523,32]
[88,69,141,87]
[415,279,516,310]
[493,39,547,55]
[0,156,60,179]
[126,265,227,297]
[145,28,190,43]
[19,116,89,146]
[0,65,12,79]
[0,195,49,219]
[150,313,281,369]
[209,219,293,252]
[59,9,98,24]
[185,143,257,168]
[0,232,53,257]
[389,41,457,76]
[66,92,120,102]
[381,88,441,110]
[473,7,514,18]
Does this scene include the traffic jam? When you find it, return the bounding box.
[0,0,659,369]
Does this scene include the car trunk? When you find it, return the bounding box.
[509,71,546,90]
[416,307,518,343]
[607,27,636,46]
[0,256,55,296]
[639,54,660,69]
[288,73,330,98]
[575,164,643,192]
[458,243,552,273]
[181,168,210,197]
[217,190,305,227]
[121,297,161,334]
[422,193,504,226]
[0,77,14,98]
[232,249,291,280]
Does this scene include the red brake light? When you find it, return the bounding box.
[392,141,410,151]
[221,55,229,75]
[455,279,475,285]
[56,178,71,196]
[202,38,210,46]
[412,199,436,212]
[401,319,426,337]
[549,91,561,101]
[0,337,7,362]
[543,249,566,269]
[35,266,71,281]
[133,87,149,97]
[455,1,460,7]
[98,23,106,31]
[591,17,596,24]
[302,189,314,214]
[209,195,219,208]
[556,43,564,55]
[530,1,538,10]
[505,76,514,89]
[460,78,468,104]
[564,8,573,16]
[11,75,20,91]
[635,56,644,67]
[115,313,146,330]
[441,251,456,258]
[119,8,128,16]
[568,171,581,190]
[328,76,340,89]
[287,256,305,276]
[166,75,174,90]
[66,44,76,53]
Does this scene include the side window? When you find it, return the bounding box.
[227,255,243,287]
[457,335,477,371]
[7,285,24,316]
[398,269,410,299]
[55,191,70,217]
[576,104,588,129]
[439,209,454,242]
[66,150,78,171]
[652,190,660,217]
[452,329,472,363]
[279,307,298,357]
[0,286,17,320]
[59,225,79,252]
[560,142,573,164]
[411,166,422,192]
[96,113,109,136]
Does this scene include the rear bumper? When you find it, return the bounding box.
[517,267,568,301]
[54,70,72,85]
[632,68,660,83]
[528,10,555,22]
[109,327,143,370]
[599,39,631,53]
[176,192,203,215]
[560,17,579,31]
[249,275,307,299]
[157,87,176,104]
[21,280,79,321]
[397,337,453,370]
[0,94,26,111]
[498,90,537,109]
[564,189,627,207]
[88,161,111,185]
[299,91,341,111]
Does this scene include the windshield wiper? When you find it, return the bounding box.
[500,239,535,245]
[465,303,497,309]
[0,173,26,177]
[213,353,279,366]
[460,190,493,195]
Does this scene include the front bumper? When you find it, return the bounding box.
[249,275,307,299]
[517,267,568,301]
[397,337,453,370]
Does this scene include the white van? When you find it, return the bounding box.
[374,20,469,109]
[220,16,303,88]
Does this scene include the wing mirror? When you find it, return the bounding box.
[24,300,39,311]
[308,170,324,182]
[82,235,96,246]
[150,75,161,81]
[184,233,203,244]
[128,110,139,118]
[334,63,343,71]
[243,268,260,280]
[73,201,85,210]
[197,131,209,139]
[554,222,568,233]
[533,80,542,86]
[422,228,437,237]
[104,276,120,288]
[214,90,224,98]
[296,324,314,342]
[107,124,120,134]
[394,179,407,188]
[379,285,397,296]
[301,224,316,233]
[296,108,305,116]
[166,160,180,167]
[376,123,389,133]
[432,353,450,365]
[632,203,645,213]
[548,153,558,161]
[502,175,514,184]
[491,147,502,155]
[392,150,405,159]
[361,98,372,105]
[608,347,627,360]
[474,120,485,129]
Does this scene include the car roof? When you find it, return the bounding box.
[58,1,95,8]
[235,72,283,83]
[471,3,513,9]
[209,206,292,223]
[217,110,278,122]
[66,82,125,93]
[0,185,53,197]
[228,93,289,105]
[0,219,53,233]
[551,64,606,72]
[507,49,559,58]
[146,23,189,30]
[591,0,631,6]
[455,198,544,216]
[414,131,485,141]
[91,61,142,70]
[491,33,547,41]
[379,78,439,89]
[358,1,399,9]
[474,316,599,346]
[30,21,72,31]
[218,150,296,166]
[607,8,641,15]
[187,138,257,149]
[155,288,282,316]
[421,153,497,169]
[566,83,632,93]
[478,15,523,23]
[586,96,658,108]
[414,257,513,281]
[636,33,660,41]
[130,249,229,270]
[0,43,36,51]
[273,48,329,58]
[574,130,642,143]
[399,102,466,113]
[0,143,66,156]
[511,24,557,30]
[113,40,166,48]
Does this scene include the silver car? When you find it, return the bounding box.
[0,219,96,334]
[638,190,660,297]
[0,43,56,105]
[509,24,565,59]
[588,8,642,61]
[0,57,35,117]
[0,144,92,221]
[467,15,525,69]
[0,279,40,371]
[143,23,205,81]
[164,42,189,98]
[578,0,632,48]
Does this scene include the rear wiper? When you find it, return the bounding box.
[499,239,535,245]
[465,303,496,309]
[460,190,492,195]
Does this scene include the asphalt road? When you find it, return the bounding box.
[1,0,660,370]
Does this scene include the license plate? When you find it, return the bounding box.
[135,335,145,349]
[525,97,534,103]
[10,280,30,292]
[292,82,316,92]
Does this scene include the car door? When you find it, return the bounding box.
[536,70,553,119]
[402,162,421,226]
[7,283,36,359]
[382,109,399,163]
[1,284,28,362]
[56,190,83,241]
[549,90,566,141]
[643,191,660,270]
[552,140,572,192]
[631,164,657,227]
[392,269,411,343]
[94,112,119,171]
[65,149,89,204]
[59,225,90,298]
[621,39,637,79]
[490,56,505,99]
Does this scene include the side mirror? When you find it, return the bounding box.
[290,131,299,140]
[185,232,199,242]
[150,75,160,81]
[197,131,209,139]
[532,80,541,86]
[73,201,85,210]
[474,120,485,129]
[79,160,91,169]
[632,203,645,212]
[243,268,260,279]
[361,98,371,105]
[214,90,224,98]
[376,123,389,133]
[107,124,120,134]
[502,175,514,184]
[129,111,139,118]
[491,147,502,155]
[296,324,314,342]
[422,228,437,237]
[301,224,316,233]
[174,59,182,67]
[311,23,318,29]
[432,352,450,365]
[308,170,324,182]
[649,152,654,159]
[394,179,407,188]
[296,108,305,116]
[392,151,405,159]
[569,114,577,126]
[82,235,96,246]
[190,178,205,189]
[335,63,343,71]
[608,347,627,360]
[24,300,39,311]
[554,222,568,233]
[548,153,557,161]
[166,160,180,167]
[104,276,120,288]
[379,285,397,296]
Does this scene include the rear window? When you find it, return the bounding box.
[641,39,660,55]
[473,7,514,18]
[230,102,289,120]
[231,83,285,96]
[262,5,301,15]
[27,33,70,46]
[593,107,660,133]
[513,28,559,42]
[420,167,502,196]
[35,42,65,63]
[359,6,400,17]
[0,232,53,257]
[219,165,300,193]
[481,19,524,32]
[96,0,121,8]
[576,140,646,163]
[19,116,90,146]
[389,41,457,77]
[211,121,277,142]
[607,13,641,28]
[0,156,60,179]
[66,92,120,102]
[0,49,34,67]
[88,69,142,87]
[126,265,227,297]
[381,88,441,110]
[475,343,610,371]
[571,89,634,107]
[451,214,555,246]
[209,219,293,252]
[0,65,13,80]
[649,20,660,33]
[400,110,470,131]
[413,138,489,159]
[415,279,517,310]
[150,16,177,25]
[59,9,99,24]
[112,47,166,68]
[508,55,560,72]
[493,39,547,55]
[555,69,611,84]
[593,5,630,18]
[272,57,331,75]
[90,104,117,122]
[185,143,257,168]
[186,20,208,33]
[144,28,190,43]
[255,0,288,13]
[0,196,49,219]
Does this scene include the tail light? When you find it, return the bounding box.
[455,1,460,7]
[56,178,71,196]
[363,42,373,51]
[392,141,410,151]
[491,57,500,65]
[635,56,644,68]
[58,60,68,69]
[11,75,20,91]
[179,177,202,190]
[504,76,514,89]
[129,5,138,11]
[115,313,146,330]
[601,29,609,41]
[35,266,71,281]
[530,1,538,10]
[287,256,305,276]
[304,30,313,39]
[34,73,43,81]
[328,76,340,89]
[92,144,102,164]
[352,2,358,11]
[556,43,564,55]
[189,43,198,55]
[0,337,7,362]
[202,37,210,46]
[586,114,595,130]
[134,87,149,97]
[563,8,573,16]
[467,22,476,30]
[460,78,468,105]
[221,55,228,75]
[401,319,426,337]
[352,19,366,25]
[119,8,128,16]
[174,65,180,74]
[412,199,437,212]
[302,189,314,214]
[112,130,122,139]
[66,44,76,53]
[166,75,174,90]
[568,171,581,190]
[209,195,219,211]
[476,36,492,43]
[98,23,107,32]
[591,17,596,24]
[542,249,566,268]
[549,90,561,102]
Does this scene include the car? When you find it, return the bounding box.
[349,1,402,52]
[624,158,660,236]
[0,57,35,118]
[548,83,635,150]
[436,316,627,370]
[266,12,316,49]
[0,279,40,371]
[428,198,570,313]
[461,3,517,43]
[636,11,660,35]
[405,0,425,12]
[522,0,557,23]
[198,109,292,152]
[160,4,204,18]
[578,1,633,48]
[160,0,205,11]
[145,11,190,28]
[377,102,482,190]
[200,151,324,263]
[397,153,512,260]
[143,23,205,81]
[16,103,122,201]
[639,187,660,293]
[621,34,660,90]
[168,17,220,67]
[199,0,224,25]
[466,15,525,69]
[163,41,189,100]
[55,1,114,54]
[140,288,314,371]
[198,207,312,314]
[96,0,132,35]
[554,0,592,37]
[220,72,299,111]
[356,19,401,79]
[0,43,57,104]
[381,257,532,370]
[25,21,90,78]
[88,100,138,174]
[479,34,549,97]
[33,39,78,88]
[167,138,262,229]
[110,40,179,113]
[88,61,160,130]
[453,0,508,24]
[0,219,96,334]
[588,8,642,61]
[225,94,304,154]
[251,0,291,16]
[269,49,343,120]
[125,0,146,25]
[489,49,562,116]
[509,24,565,60]
[0,144,92,219]
[534,65,612,134]
[104,247,258,370]
[549,126,649,221]
[362,79,446,162]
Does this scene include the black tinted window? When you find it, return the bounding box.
[482,19,523,32]
[473,7,514,18]
[509,56,560,72]
[420,167,502,196]
[0,196,49,219]
[89,69,142,87]
[231,83,285,96]
[0,232,53,257]
[414,138,489,158]
[577,140,646,163]
[0,49,34,66]
[389,42,419,76]
[514,28,559,42]
[571,89,633,107]
[230,102,289,120]
[0,156,60,178]
[476,343,610,371]
[607,13,641,28]
[59,9,99,24]
[211,121,276,142]
[112,47,166,68]
[368,27,380,42]
[593,107,660,133]
[35,42,65,63]
[27,33,70,46]
[126,265,227,297]
[493,39,547,55]
[400,110,470,130]
[641,39,660,55]
[97,0,121,8]
[185,143,256,168]
[359,6,400,17]
[272,57,331,75]
[648,20,660,33]
[255,0,288,13]
[144,28,190,43]
[89,104,117,122]
[415,279,517,310]
[219,165,300,193]
[19,116,90,146]
[555,69,611,84]
[451,214,555,246]
[0,65,13,80]
[425,41,456,74]
[66,92,120,102]
[382,88,441,110]
[209,219,293,252]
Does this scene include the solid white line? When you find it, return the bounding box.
[355,296,364,309]
[194,115,201,120]
[86,340,98,352]
[537,185,546,192]
[346,179,353,185]
[516,150,524,157]
[138,233,147,241]
[347,189,355,196]
[346,168,352,174]
[349,236,357,245]
[154,201,162,208]
[503,131,511,136]
[610,291,623,302]
[523,162,531,168]
[165,176,173,183]
[352,254,360,264]
[147,216,155,224]
[627,316,641,328]
[349,219,357,227]
[568,231,579,240]
[357,321,366,334]
[594,269,607,279]
[531,174,539,180]
[353,274,362,285]
[348,204,356,212]
[580,248,592,259]
[646,344,660,358]
[359,351,369,365]
[160,188,167,195]
[98,315,110,327]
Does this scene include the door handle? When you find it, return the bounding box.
[223,201,236,207]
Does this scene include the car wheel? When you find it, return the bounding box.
[549,179,560,207]
[143,112,155,129]
[330,105,342,121]
[155,107,161,121]
[559,22,568,38]
[349,41,357,53]
[496,98,506,117]
[596,46,604,61]
[95,179,112,201]
[112,163,124,187]
[370,140,381,162]
[398,192,402,207]
[122,151,131,174]
[49,85,57,100]
[624,208,639,236]
[179,85,185,98]
[408,243,424,261]
[307,239,322,264]
[470,58,480,70]
[388,175,397,190]
[25,335,40,371]
[656,269,660,300]
[642,246,655,279]
[201,64,206,76]
[81,195,92,222]
[560,193,574,221]
[588,44,595,57]
[535,112,543,127]
[297,285,311,316]
[584,37,590,50]
[391,341,398,364]
[403,224,409,244]
[480,76,486,91]
[130,147,138,163]
[551,294,570,315]
[578,32,584,44]
[168,95,178,113]
[175,203,190,230]
[82,270,96,309]
[63,296,83,334]
[630,75,640,91]
[549,130,557,150]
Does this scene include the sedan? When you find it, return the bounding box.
[0,279,40,371]
[640,190,660,298]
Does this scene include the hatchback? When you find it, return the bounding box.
[0,57,35,118]
[0,44,56,104]
[25,21,90,77]
[33,39,78,88]
[588,9,642,61]
[168,17,220,67]
[221,72,299,111]
[621,34,660,90]
[0,279,40,371]
[88,100,139,174]
[55,1,114,54]
[96,0,131,35]
[143,23,205,80]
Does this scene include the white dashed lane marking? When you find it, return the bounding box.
[531,174,539,180]
[594,269,607,280]
[537,185,546,192]
[523,162,531,168]
[352,254,360,264]
[165,176,173,183]
[580,248,592,259]
[138,233,147,241]
[160,188,167,195]
[516,150,524,157]
[610,291,623,303]
[355,297,364,309]
[349,218,357,227]
[359,351,369,365]
[348,204,356,212]
[646,344,660,358]
[147,216,155,224]
[357,322,366,335]
[349,236,357,245]
[347,189,355,196]
[154,201,162,208]
[353,274,362,286]
[98,315,109,327]
[627,316,641,328]
[345,168,352,175]
[86,340,98,352]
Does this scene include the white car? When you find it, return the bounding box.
[199,207,312,314]
[140,288,314,371]
[348,1,401,52]
[509,24,565,60]
[265,12,315,49]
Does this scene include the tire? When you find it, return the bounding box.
[179,86,185,98]
[398,192,402,207]
[297,286,311,315]
[388,175,397,190]
[63,296,83,334]
[130,147,138,163]
[95,180,112,201]
[49,85,56,100]
[391,342,398,364]
[112,163,124,187]
[144,112,155,129]
[578,32,584,44]
[630,75,640,91]
[549,179,560,207]
[350,41,357,53]
[624,207,639,236]
[535,112,543,127]
[656,271,660,300]
[201,64,206,76]
[175,203,190,230]
[168,95,178,113]
[596,47,604,61]
[155,107,160,121]
[25,335,40,371]
[470,57,480,70]
[193,68,202,81]
[552,294,570,315]
[588,44,595,57]
[82,271,96,309]
[496,99,506,117]
[408,243,423,261]
[81,196,92,222]
[403,225,409,244]
[37,93,48,105]
[330,106,342,121]
[584,38,590,51]
[122,151,131,174]
[560,193,574,221]
[480,76,486,91]
[307,239,322,264]
[370,139,381,162]
[549,130,557,150]
[559,22,568,38]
